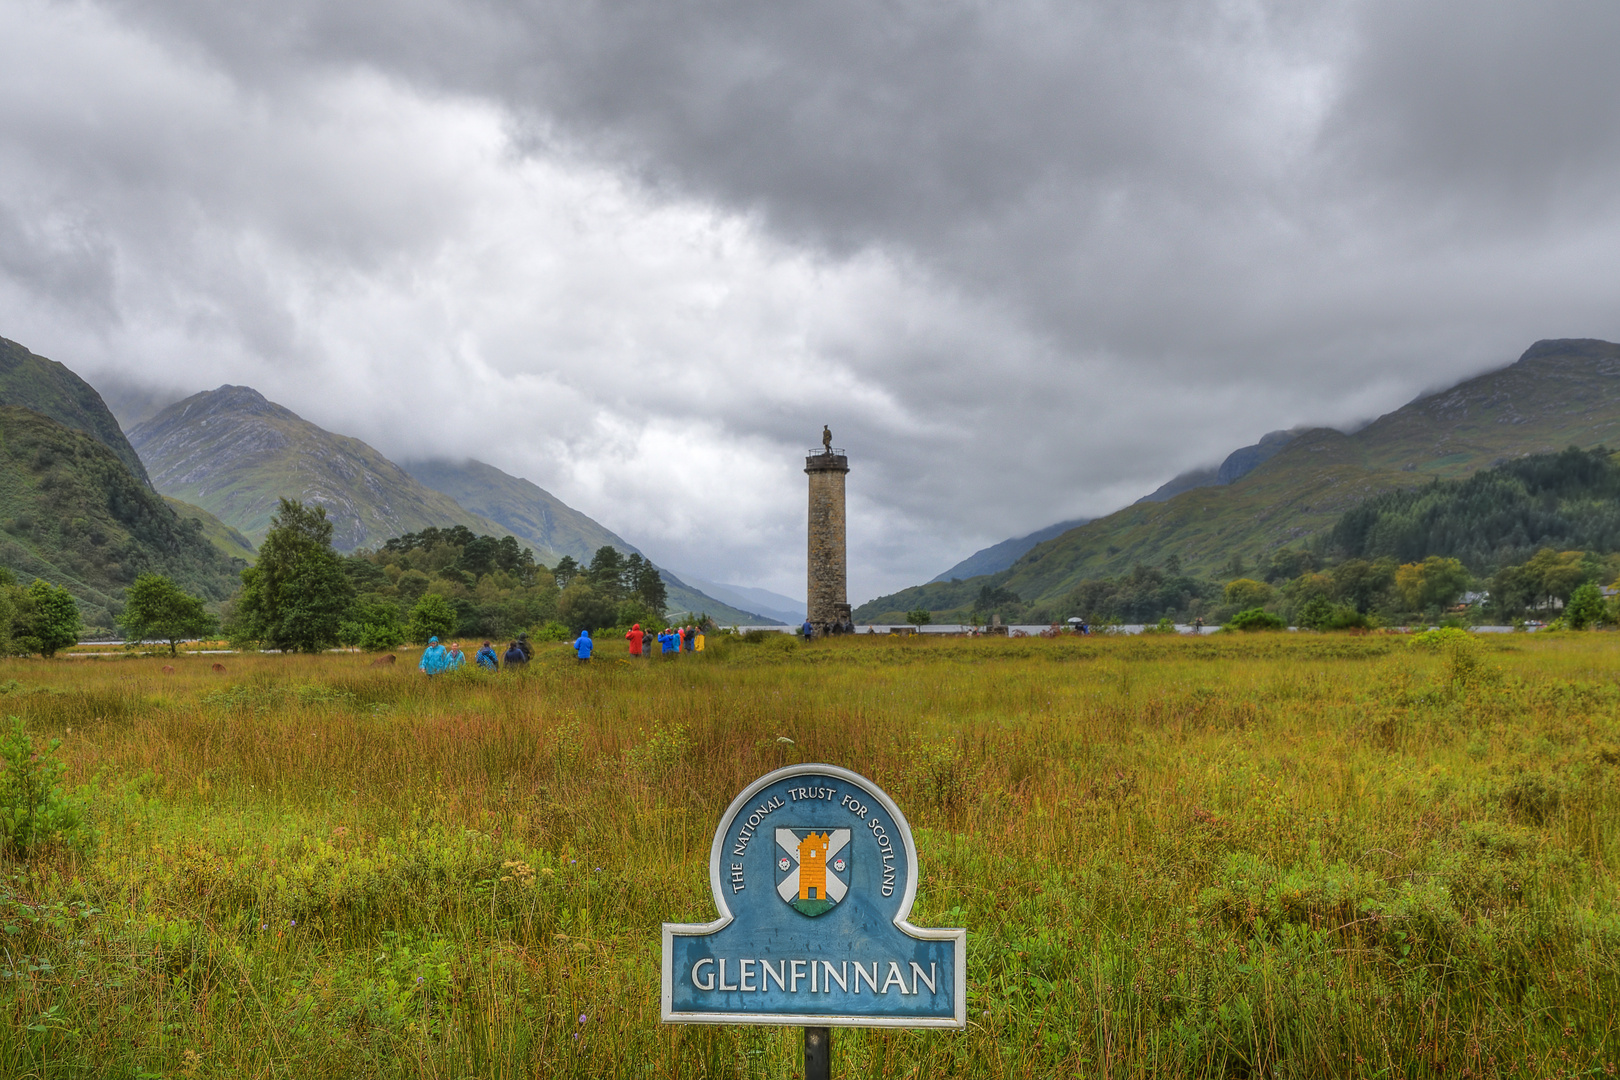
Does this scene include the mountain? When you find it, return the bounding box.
[0,336,152,486]
[656,571,775,625]
[1136,428,1302,504]
[400,458,632,566]
[672,572,802,625]
[855,338,1620,620]
[162,496,257,563]
[925,429,1300,589]
[401,457,775,623]
[129,387,510,552]
[928,518,1090,584]
[130,394,764,622]
[1328,445,1620,570]
[0,405,246,632]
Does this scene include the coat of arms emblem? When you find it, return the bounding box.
[774,828,851,916]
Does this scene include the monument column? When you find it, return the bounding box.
[805,436,850,633]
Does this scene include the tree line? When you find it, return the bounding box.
[100,499,678,653]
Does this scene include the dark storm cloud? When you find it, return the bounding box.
[4,0,1620,599]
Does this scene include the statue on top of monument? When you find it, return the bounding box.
[822,425,832,452]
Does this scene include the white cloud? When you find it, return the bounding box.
[3,0,1620,602]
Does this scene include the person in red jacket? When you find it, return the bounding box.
[626,622,645,658]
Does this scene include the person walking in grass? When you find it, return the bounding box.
[683,625,696,653]
[694,625,705,652]
[475,641,498,671]
[516,633,533,662]
[446,642,466,669]
[502,640,527,669]
[659,627,678,658]
[419,636,449,676]
[573,629,594,663]
[626,622,645,658]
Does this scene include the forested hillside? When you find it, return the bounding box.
[0,406,246,632]
[1329,446,1620,567]
[858,446,1620,629]
[858,338,1620,620]
[0,335,152,485]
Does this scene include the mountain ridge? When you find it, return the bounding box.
[130,386,512,552]
[0,405,245,631]
[0,336,152,486]
[855,338,1620,620]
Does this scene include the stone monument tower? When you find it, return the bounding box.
[805,429,850,632]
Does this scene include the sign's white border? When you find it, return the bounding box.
[661,762,967,1028]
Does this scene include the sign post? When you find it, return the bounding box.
[663,764,966,1075]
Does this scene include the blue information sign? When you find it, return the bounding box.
[662,763,966,1028]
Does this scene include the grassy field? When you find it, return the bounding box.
[1,631,1618,1077]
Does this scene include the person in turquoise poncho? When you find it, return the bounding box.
[419,636,449,675]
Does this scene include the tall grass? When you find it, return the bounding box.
[1,632,1617,1077]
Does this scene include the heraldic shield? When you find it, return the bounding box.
[775,828,851,916]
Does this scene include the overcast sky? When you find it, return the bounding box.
[3,0,1619,602]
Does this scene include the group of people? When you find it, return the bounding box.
[420,623,709,672]
[419,633,533,674]
[621,622,704,659]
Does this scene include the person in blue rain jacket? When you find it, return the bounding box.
[419,636,449,675]
[574,629,594,663]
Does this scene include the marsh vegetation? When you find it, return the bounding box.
[1,631,1617,1077]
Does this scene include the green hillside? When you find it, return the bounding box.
[403,457,770,624]
[401,458,630,565]
[129,386,511,552]
[0,406,246,631]
[1328,445,1620,569]
[162,496,257,563]
[0,335,152,485]
[856,338,1620,620]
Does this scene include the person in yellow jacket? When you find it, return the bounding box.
[694,627,705,652]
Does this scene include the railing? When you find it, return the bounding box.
[807,447,847,456]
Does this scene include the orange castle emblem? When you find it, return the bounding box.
[776,826,850,916]
[797,832,831,901]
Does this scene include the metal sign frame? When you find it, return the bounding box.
[661,762,966,1028]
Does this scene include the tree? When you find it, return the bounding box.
[587,546,627,603]
[552,556,580,589]
[1296,595,1335,631]
[232,499,355,652]
[16,580,81,657]
[120,573,217,655]
[617,599,657,630]
[557,581,618,633]
[339,599,408,651]
[409,594,458,643]
[906,608,932,626]
[629,556,668,615]
[1395,556,1470,613]
[1566,583,1606,629]
[1223,578,1274,610]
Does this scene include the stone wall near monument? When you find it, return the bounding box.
[805,447,849,630]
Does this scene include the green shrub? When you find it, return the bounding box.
[530,621,571,643]
[0,717,90,856]
[1225,608,1285,632]
[1411,626,1471,651]
[408,594,458,643]
[1567,583,1606,629]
